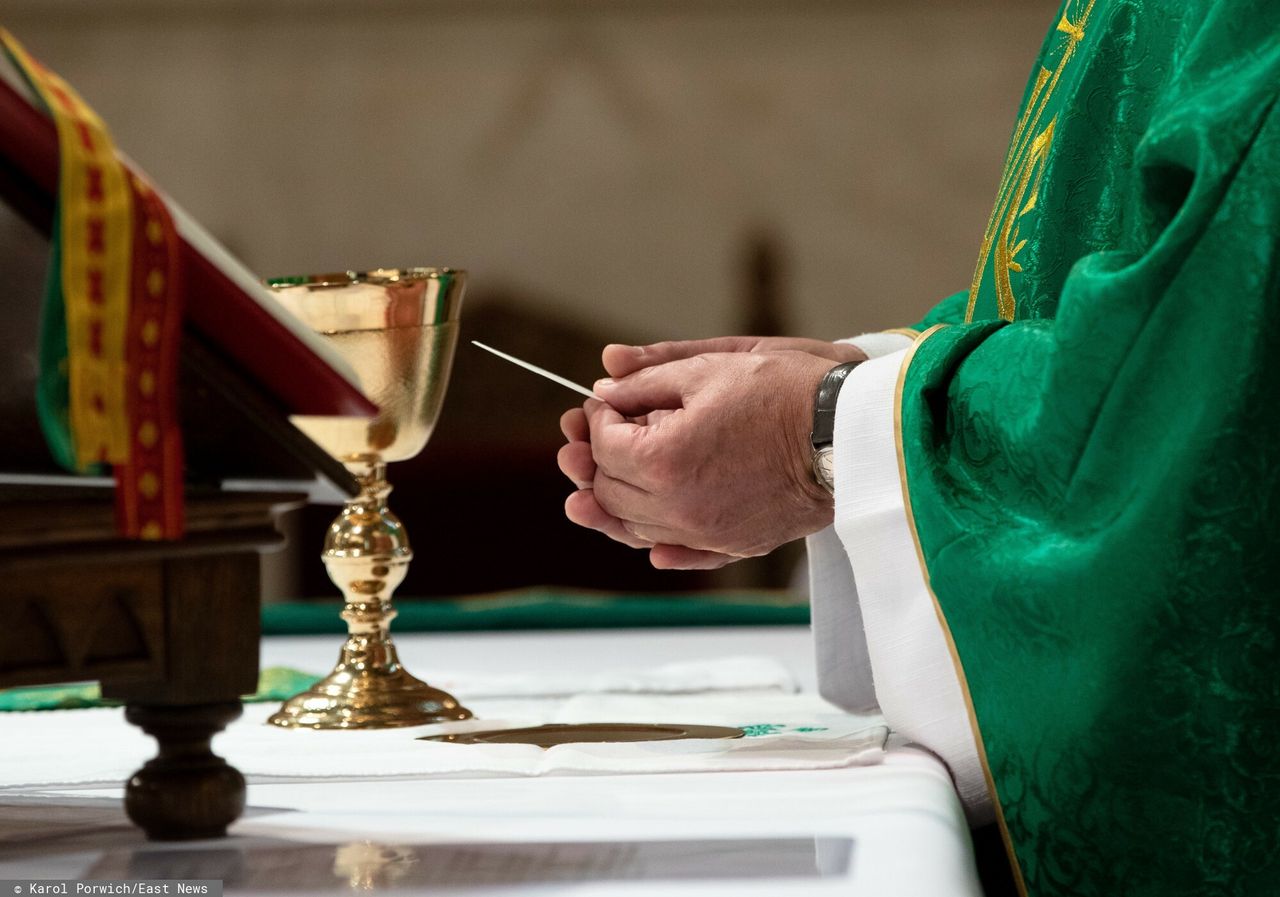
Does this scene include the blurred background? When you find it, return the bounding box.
[0,0,1050,599]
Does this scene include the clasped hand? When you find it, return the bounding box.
[557,337,866,569]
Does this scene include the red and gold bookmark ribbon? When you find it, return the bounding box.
[2,30,133,467]
[116,174,185,540]
[2,29,184,539]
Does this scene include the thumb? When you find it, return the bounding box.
[603,337,758,378]
[594,360,694,416]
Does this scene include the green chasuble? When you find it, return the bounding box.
[898,0,1279,894]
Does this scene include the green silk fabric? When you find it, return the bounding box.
[900,1,1279,894]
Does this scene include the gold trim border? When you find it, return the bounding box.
[893,323,1028,897]
[881,327,922,340]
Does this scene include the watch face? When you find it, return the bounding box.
[813,448,835,494]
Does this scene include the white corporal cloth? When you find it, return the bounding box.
[0,661,885,789]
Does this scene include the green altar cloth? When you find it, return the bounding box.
[0,666,320,713]
[262,590,808,635]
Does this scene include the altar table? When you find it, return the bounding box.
[0,625,985,896]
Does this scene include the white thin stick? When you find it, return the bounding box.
[471,341,597,399]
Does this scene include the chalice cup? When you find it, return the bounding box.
[264,268,472,729]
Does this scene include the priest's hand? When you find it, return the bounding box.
[600,336,866,380]
[559,404,734,569]
[558,350,840,569]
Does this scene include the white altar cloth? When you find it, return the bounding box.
[0,626,984,896]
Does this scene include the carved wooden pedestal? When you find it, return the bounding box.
[0,487,303,840]
[123,702,245,840]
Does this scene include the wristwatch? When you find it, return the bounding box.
[810,361,863,495]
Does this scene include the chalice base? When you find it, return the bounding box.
[268,661,473,729]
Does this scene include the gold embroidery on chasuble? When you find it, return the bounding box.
[966,0,1097,323]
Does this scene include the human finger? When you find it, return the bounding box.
[582,398,657,485]
[592,362,693,419]
[603,336,867,378]
[602,337,759,378]
[589,467,666,529]
[585,403,674,488]
[616,519,741,566]
[570,487,736,568]
[564,489,655,550]
[560,406,589,442]
[583,396,633,429]
[649,543,738,570]
[557,440,596,489]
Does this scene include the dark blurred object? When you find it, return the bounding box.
[740,229,789,339]
[972,824,1020,897]
[0,199,49,465]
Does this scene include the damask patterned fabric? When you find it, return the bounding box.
[898,1,1279,894]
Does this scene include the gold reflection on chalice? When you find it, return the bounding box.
[265,268,472,729]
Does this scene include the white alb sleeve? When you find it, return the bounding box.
[830,348,994,823]
[807,525,878,713]
[806,331,914,714]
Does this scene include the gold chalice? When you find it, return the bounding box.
[264,268,472,729]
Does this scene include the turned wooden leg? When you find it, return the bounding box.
[123,702,245,840]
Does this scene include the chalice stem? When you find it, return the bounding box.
[268,460,472,729]
[332,461,405,672]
